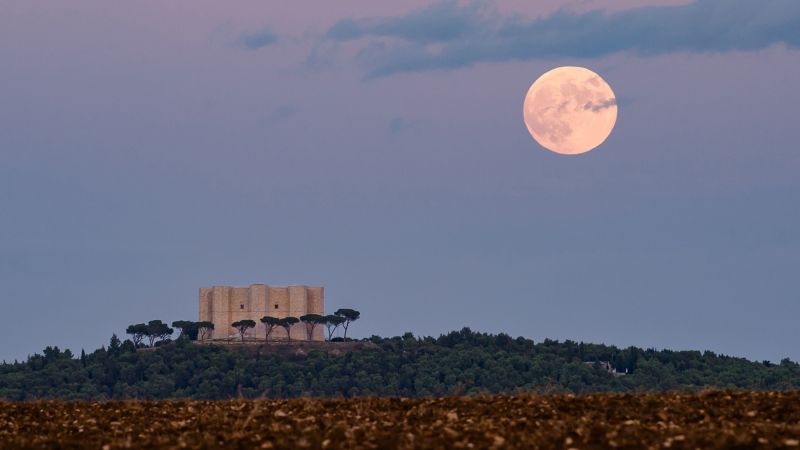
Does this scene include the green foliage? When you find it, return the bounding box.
[324,315,345,341]
[1,328,799,400]
[125,324,148,347]
[108,335,122,357]
[232,320,256,342]
[278,317,299,342]
[260,316,281,342]
[172,321,200,341]
[299,314,325,340]
[334,309,360,340]
[144,321,174,347]
[197,321,214,341]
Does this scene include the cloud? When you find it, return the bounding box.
[584,98,617,112]
[255,105,296,128]
[324,0,800,78]
[270,104,295,121]
[240,29,279,50]
[327,1,492,44]
[388,117,407,134]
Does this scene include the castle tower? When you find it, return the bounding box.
[199,283,324,341]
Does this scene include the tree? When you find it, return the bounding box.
[278,317,300,342]
[260,316,281,342]
[232,320,256,342]
[109,334,121,356]
[299,314,325,341]
[125,323,148,347]
[120,339,136,353]
[334,309,361,340]
[8,328,800,400]
[324,315,345,341]
[197,321,215,341]
[172,321,199,340]
[172,320,189,337]
[145,320,174,347]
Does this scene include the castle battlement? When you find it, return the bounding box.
[199,284,324,341]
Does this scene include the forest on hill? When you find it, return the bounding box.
[1,328,798,400]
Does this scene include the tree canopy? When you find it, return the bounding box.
[2,328,799,401]
[144,321,173,347]
[260,316,281,342]
[299,314,325,340]
[278,317,300,342]
[172,321,199,340]
[324,315,345,341]
[232,320,256,342]
[125,324,148,347]
[334,309,360,340]
[197,322,215,341]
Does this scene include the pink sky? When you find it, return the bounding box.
[1,0,799,363]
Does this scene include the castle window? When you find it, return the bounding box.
[240,304,244,310]
[274,304,279,309]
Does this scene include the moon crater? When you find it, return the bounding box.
[523,66,618,155]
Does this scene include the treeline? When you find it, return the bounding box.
[1,328,799,400]
[234,309,360,342]
[126,309,361,346]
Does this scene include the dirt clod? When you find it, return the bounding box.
[1,391,799,449]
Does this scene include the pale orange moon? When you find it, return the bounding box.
[523,66,617,155]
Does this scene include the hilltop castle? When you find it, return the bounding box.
[199,284,324,341]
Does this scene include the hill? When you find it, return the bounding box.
[1,328,798,400]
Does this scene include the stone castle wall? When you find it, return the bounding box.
[199,284,324,341]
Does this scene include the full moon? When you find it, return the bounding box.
[523,66,617,155]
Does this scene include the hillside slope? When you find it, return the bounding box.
[1,328,798,400]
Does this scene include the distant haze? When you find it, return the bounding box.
[1,0,798,363]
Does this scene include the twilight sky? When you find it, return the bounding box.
[1,0,799,363]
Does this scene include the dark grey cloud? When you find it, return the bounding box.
[327,1,492,44]
[258,104,296,127]
[240,28,279,50]
[584,98,617,112]
[326,0,800,78]
[388,117,407,134]
[271,104,294,121]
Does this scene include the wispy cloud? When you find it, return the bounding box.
[388,116,410,135]
[240,28,279,50]
[324,0,800,78]
[584,98,617,112]
[270,104,295,122]
[327,2,492,44]
[254,104,297,128]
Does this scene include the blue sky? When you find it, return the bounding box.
[1,0,799,362]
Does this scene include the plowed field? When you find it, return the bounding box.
[1,391,799,449]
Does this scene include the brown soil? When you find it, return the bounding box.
[1,391,799,449]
